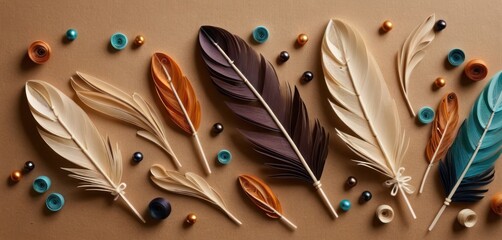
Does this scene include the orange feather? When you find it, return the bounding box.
[238,174,283,218]
[151,52,201,134]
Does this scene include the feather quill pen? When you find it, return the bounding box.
[428,71,502,231]
[322,19,416,218]
[397,14,436,117]
[151,53,210,174]
[25,80,145,223]
[70,72,181,168]
[238,174,297,230]
[418,93,459,193]
[150,164,241,224]
[198,25,337,218]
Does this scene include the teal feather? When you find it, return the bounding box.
[439,71,502,202]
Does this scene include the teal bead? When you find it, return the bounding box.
[217,149,232,165]
[340,199,351,211]
[66,29,78,41]
[448,49,465,67]
[418,106,435,124]
[33,176,51,193]
[110,32,128,50]
[252,26,269,43]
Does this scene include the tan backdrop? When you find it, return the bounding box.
[1,0,501,239]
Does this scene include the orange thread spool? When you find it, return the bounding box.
[491,192,502,216]
[464,59,488,81]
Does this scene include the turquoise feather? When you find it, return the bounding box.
[439,71,502,202]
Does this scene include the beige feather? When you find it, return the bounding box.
[150,164,242,225]
[25,80,145,223]
[322,19,416,219]
[70,72,181,168]
[398,14,436,117]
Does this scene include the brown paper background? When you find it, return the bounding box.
[1,0,501,239]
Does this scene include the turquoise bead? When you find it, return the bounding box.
[252,26,269,43]
[66,29,78,41]
[418,106,435,124]
[33,176,51,193]
[46,193,65,212]
[448,49,465,67]
[217,149,232,165]
[110,32,128,50]
[340,199,351,211]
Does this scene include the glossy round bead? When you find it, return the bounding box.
[212,123,224,134]
[110,32,128,50]
[490,192,502,216]
[297,34,308,45]
[339,199,351,211]
[346,176,357,188]
[217,149,232,165]
[381,20,393,32]
[434,77,446,88]
[302,71,314,82]
[134,35,145,46]
[435,20,447,31]
[132,152,143,163]
[279,51,290,62]
[418,106,435,124]
[66,29,78,41]
[252,26,269,43]
[186,213,197,224]
[46,193,65,212]
[149,197,171,220]
[361,191,372,202]
[448,49,465,67]
[23,161,35,172]
[33,176,51,193]
[10,170,22,182]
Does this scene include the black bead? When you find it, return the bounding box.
[434,20,447,31]
[149,197,171,220]
[23,161,35,172]
[212,123,224,134]
[279,51,290,62]
[302,71,314,82]
[132,152,143,163]
[361,191,372,202]
[346,176,357,187]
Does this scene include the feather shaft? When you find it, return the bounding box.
[153,55,210,174]
[201,28,337,218]
[429,110,496,231]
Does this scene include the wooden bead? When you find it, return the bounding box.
[186,213,197,224]
[10,170,22,182]
[381,20,393,32]
[297,34,308,45]
[434,77,446,88]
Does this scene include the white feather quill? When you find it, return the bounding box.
[71,72,181,168]
[25,80,145,223]
[150,164,242,225]
[322,19,416,219]
[397,14,436,117]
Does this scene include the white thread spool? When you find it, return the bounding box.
[457,209,477,228]
[376,205,394,223]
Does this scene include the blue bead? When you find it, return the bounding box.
[252,26,269,43]
[448,49,465,67]
[217,149,232,165]
[418,106,435,124]
[361,191,372,202]
[46,193,65,212]
[110,32,128,50]
[340,199,351,211]
[149,197,171,220]
[132,152,143,163]
[66,29,78,41]
[33,176,51,193]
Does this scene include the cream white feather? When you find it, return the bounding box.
[398,14,436,117]
[322,19,416,219]
[25,80,145,223]
[71,72,181,168]
[150,164,242,225]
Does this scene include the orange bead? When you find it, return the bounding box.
[10,170,22,182]
[297,34,308,45]
[134,35,145,46]
[491,193,502,216]
[381,20,393,32]
[186,213,197,224]
[434,77,446,88]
